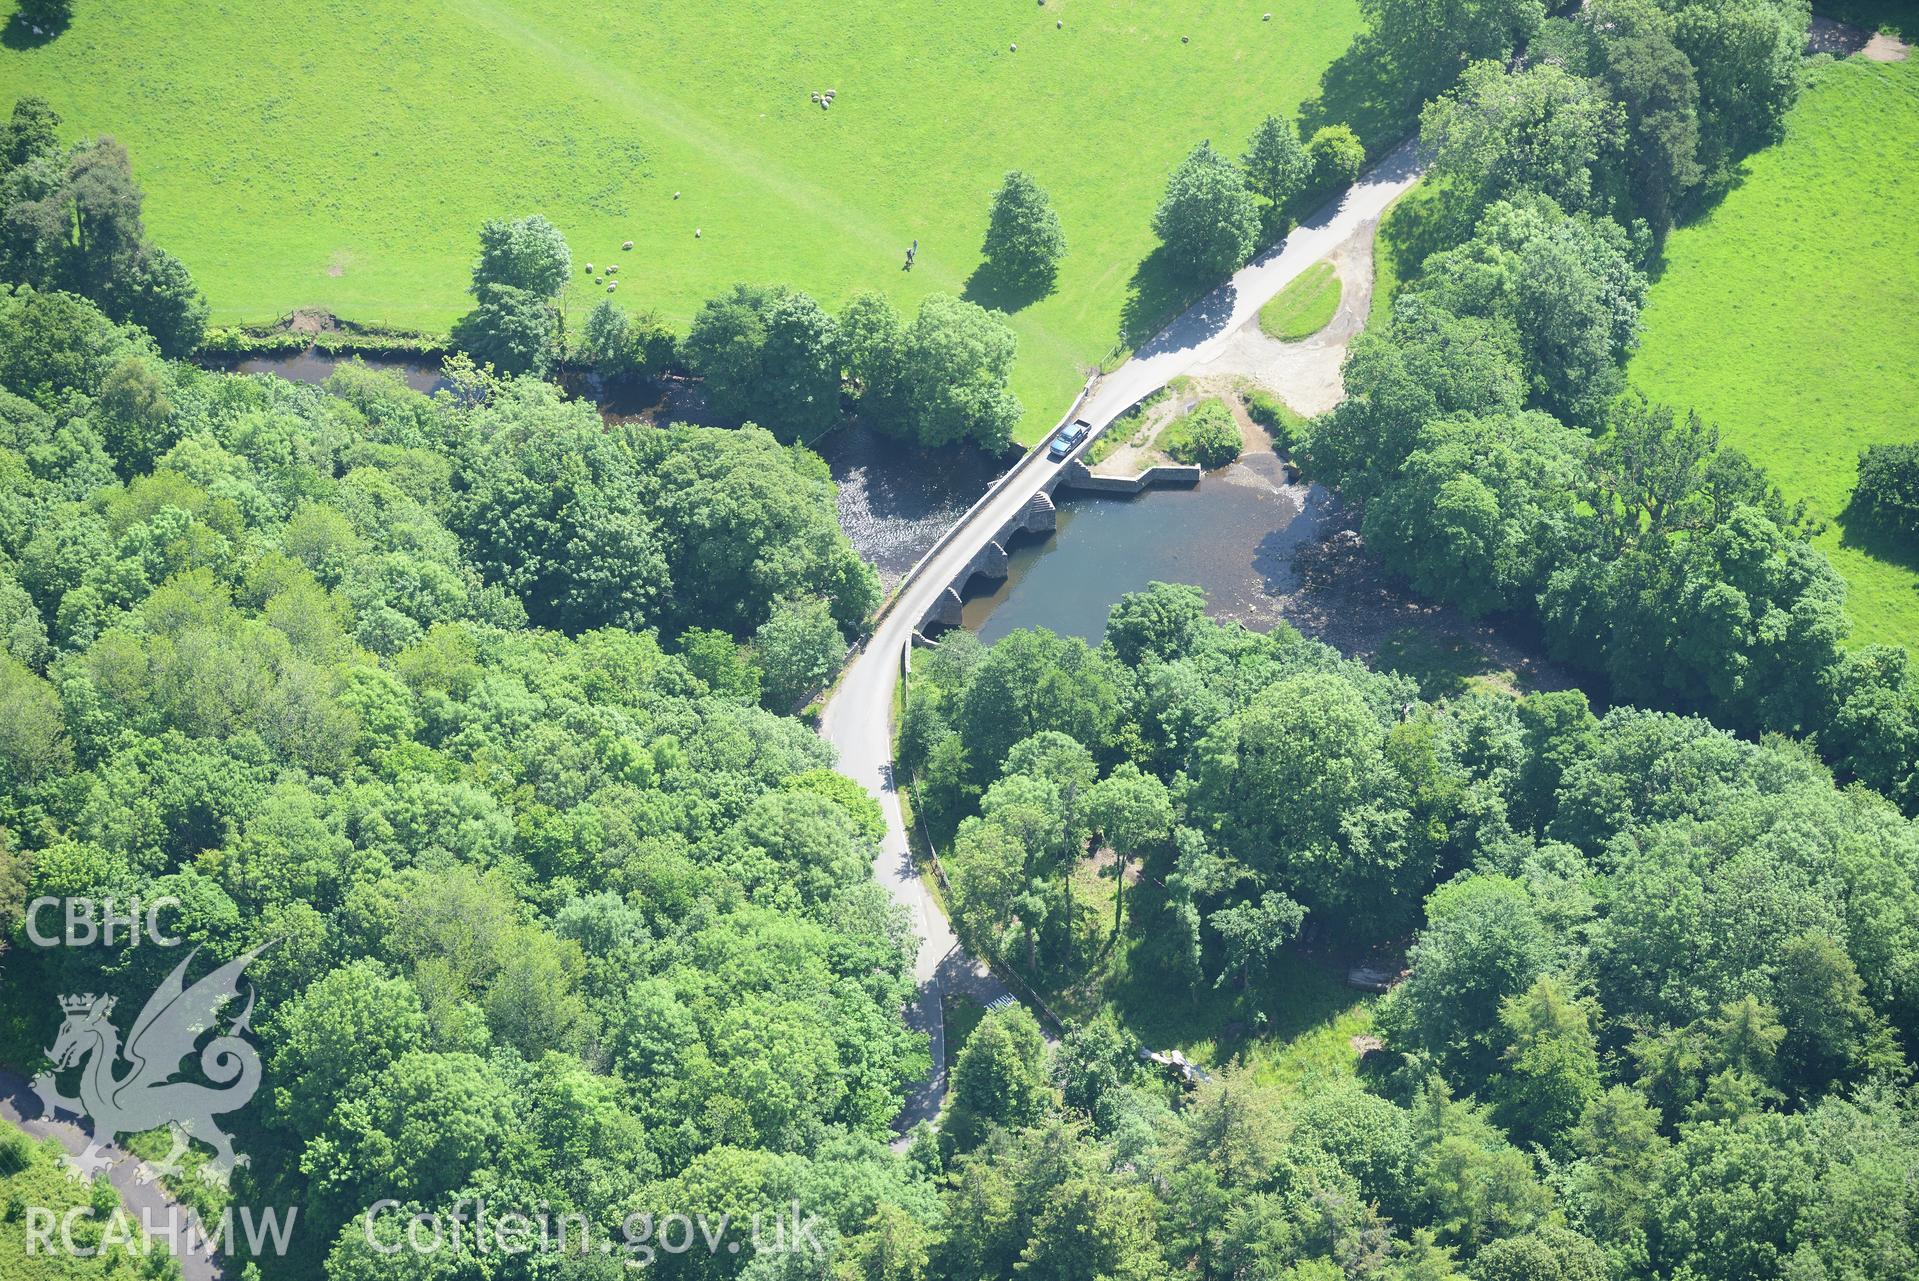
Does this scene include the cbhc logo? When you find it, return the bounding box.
[24,897,183,948]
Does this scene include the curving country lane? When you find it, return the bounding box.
[1,1067,227,1280]
[819,140,1427,1134]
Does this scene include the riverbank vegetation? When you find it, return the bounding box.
[0,282,940,1270]
[904,583,1919,1279]
[6,1,1917,1278]
[1296,0,1919,808]
[0,1130,165,1279]
[1154,398,1242,470]
[0,0,1374,445]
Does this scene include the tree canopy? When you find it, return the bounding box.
[980,170,1067,289]
[0,104,207,356]
[0,284,930,1277]
[1152,141,1261,285]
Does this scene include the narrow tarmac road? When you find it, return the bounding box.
[1,1068,227,1280]
[819,140,1427,1133]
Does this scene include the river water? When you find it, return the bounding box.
[225,350,453,396]
[221,350,1329,643]
[812,426,1014,585]
[964,451,1336,643]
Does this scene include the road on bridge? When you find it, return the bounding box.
[818,140,1426,1135]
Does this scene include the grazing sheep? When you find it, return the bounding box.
[1057,19,1062,26]
[623,239,634,249]
[607,265,618,275]
[584,262,593,273]
[1010,42,1017,51]
[695,228,702,238]
[607,282,617,292]
[1182,35,1189,43]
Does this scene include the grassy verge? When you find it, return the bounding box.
[892,764,954,922]
[1366,176,1463,330]
[1240,382,1306,451]
[1085,380,1184,467]
[1258,260,1341,340]
[1,1,1367,445]
[1627,57,1919,648]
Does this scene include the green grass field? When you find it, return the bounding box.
[1629,57,1919,648]
[0,0,1366,443]
[1258,259,1341,339]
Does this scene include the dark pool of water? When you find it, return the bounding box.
[224,349,453,396]
[962,452,1337,644]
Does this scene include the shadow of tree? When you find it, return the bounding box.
[1105,873,1376,1063]
[1118,244,1193,346]
[1837,498,1919,580]
[1119,244,1239,353]
[1374,173,1474,285]
[2,1,70,50]
[1298,32,1425,158]
[1375,627,1505,701]
[1818,1,1917,43]
[961,261,1056,314]
[1659,155,1755,260]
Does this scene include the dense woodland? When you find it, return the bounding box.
[0,272,949,1274]
[905,2,1919,1279]
[1297,0,1919,807]
[909,589,1919,1280]
[3,0,1917,1279]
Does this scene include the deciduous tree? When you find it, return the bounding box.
[1240,115,1311,235]
[980,169,1066,289]
[1152,141,1260,284]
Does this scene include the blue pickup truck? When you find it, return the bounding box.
[1047,418,1092,462]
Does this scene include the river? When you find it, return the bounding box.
[964,451,1336,643]
[222,350,1335,644]
[223,350,453,395]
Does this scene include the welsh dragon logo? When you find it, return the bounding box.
[31,943,271,1185]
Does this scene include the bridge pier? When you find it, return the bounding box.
[976,540,1009,579]
[919,586,965,634]
[1020,490,1057,533]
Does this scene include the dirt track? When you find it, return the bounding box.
[1190,214,1382,415]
